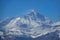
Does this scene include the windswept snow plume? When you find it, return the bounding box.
[0,10,60,40]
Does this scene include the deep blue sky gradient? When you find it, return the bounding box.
[0,0,60,22]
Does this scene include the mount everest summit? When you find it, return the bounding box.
[0,10,60,40]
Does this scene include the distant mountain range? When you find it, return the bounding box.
[0,10,60,40]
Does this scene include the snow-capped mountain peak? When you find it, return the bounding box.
[0,10,60,40]
[1,10,53,38]
[24,9,46,21]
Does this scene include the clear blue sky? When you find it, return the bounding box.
[0,0,60,22]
